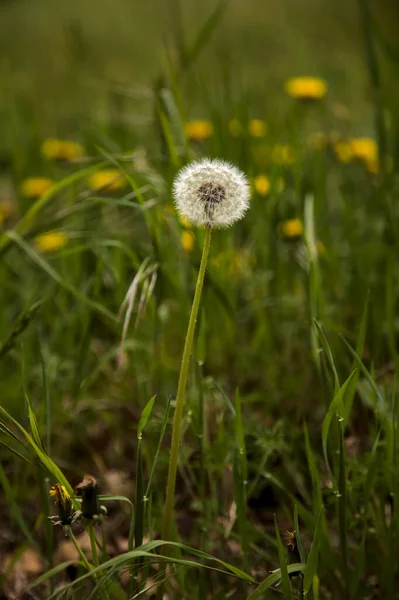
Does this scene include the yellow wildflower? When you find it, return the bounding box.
[248,119,267,138]
[185,120,213,141]
[272,144,296,165]
[179,214,192,228]
[181,230,195,253]
[254,175,270,196]
[35,231,68,253]
[254,175,285,196]
[285,77,327,100]
[279,218,303,238]
[21,177,54,198]
[41,138,84,161]
[49,484,70,507]
[334,141,353,163]
[349,138,378,166]
[88,169,126,192]
[228,119,242,137]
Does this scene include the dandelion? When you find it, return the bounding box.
[285,77,327,100]
[272,144,296,165]
[162,158,250,550]
[350,137,378,172]
[185,120,213,141]
[248,119,267,137]
[35,231,68,253]
[49,484,74,530]
[279,218,303,238]
[21,177,54,198]
[41,138,84,161]
[254,174,270,196]
[181,230,195,252]
[334,141,353,163]
[228,119,242,137]
[178,214,192,228]
[87,169,127,192]
[173,158,250,229]
[75,475,107,522]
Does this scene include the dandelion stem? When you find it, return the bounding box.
[68,527,94,574]
[88,523,100,568]
[162,226,212,543]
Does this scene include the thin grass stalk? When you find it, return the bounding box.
[161,226,212,544]
[338,423,349,597]
[358,0,387,164]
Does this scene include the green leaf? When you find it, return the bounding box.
[137,395,156,438]
[294,504,305,564]
[274,515,292,600]
[25,561,84,591]
[246,564,305,600]
[0,162,108,255]
[8,231,118,323]
[303,422,323,512]
[313,320,340,393]
[25,393,45,452]
[303,507,324,594]
[321,369,358,479]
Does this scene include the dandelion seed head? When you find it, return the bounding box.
[173,158,250,229]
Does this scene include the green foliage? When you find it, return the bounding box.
[1,0,399,598]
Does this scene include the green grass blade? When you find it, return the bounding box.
[303,507,324,594]
[321,369,358,480]
[137,395,156,438]
[274,515,292,600]
[8,231,118,322]
[246,564,305,600]
[313,320,340,393]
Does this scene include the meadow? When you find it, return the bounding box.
[1,0,399,598]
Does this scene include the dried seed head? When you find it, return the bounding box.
[173,158,250,229]
[75,475,106,521]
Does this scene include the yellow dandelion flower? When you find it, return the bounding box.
[41,138,84,161]
[185,120,213,141]
[49,484,70,507]
[307,132,327,151]
[254,175,285,196]
[179,214,192,228]
[334,141,353,163]
[181,230,195,253]
[254,175,270,196]
[350,138,378,162]
[248,119,267,138]
[272,144,296,165]
[228,119,242,137]
[88,169,126,192]
[279,218,303,238]
[285,77,327,100]
[35,231,68,253]
[21,177,54,198]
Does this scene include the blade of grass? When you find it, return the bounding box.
[8,231,118,323]
[274,515,292,600]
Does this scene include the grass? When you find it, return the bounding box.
[1,0,399,598]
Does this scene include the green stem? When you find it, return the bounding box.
[162,227,212,543]
[88,523,110,600]
[88,523,100,568]
[68,528,93,573]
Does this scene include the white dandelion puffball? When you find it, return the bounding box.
[173,158,250,228]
